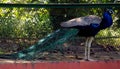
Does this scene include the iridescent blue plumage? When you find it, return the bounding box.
[100,11,113,29]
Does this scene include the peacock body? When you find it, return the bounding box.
[61,10,113,37]
[60,9,114,60]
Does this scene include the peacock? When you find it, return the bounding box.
[60,8,114,61]
[0,9,113,60]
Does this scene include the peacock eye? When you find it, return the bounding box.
[109,10,114,14]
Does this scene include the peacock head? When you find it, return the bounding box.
[106,8,114,14]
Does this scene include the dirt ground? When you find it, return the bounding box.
[0,38,120,61]
[35,39,120,61]
[36,44,120,61]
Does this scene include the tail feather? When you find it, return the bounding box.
[0,28,79,60]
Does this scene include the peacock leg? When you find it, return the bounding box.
[84,37,89,60]
[87,37,94,60]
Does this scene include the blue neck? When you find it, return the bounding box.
[99,12,113,29]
